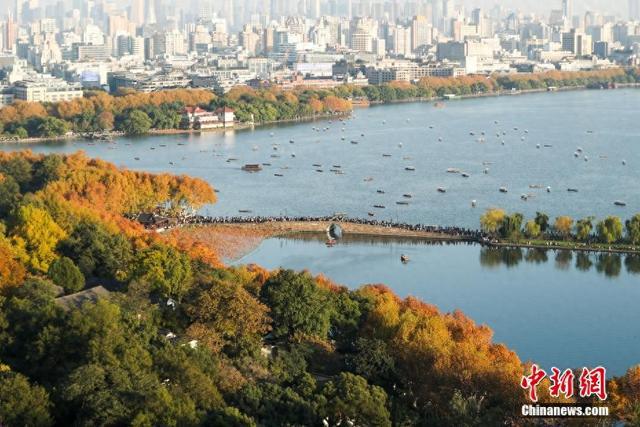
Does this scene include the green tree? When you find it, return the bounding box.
[347,338,395,386]
[534,212,550,233]
[48,256,85,294]
[626,214,640,245]
[499,212,523,239]
[597,216,623,244]
[260,269,332,339]
[119,110,152,135]
[576,217,595,242]
[58,220,133,281]
[524,220,540,238]
[0,174,21,218]
[132,244,193,300]
[319,373,391,427]
[0,370,52,427]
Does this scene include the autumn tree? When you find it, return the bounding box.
[554,216,574,238]
[186,279,271,354]
[10,205,66,273]
[480,208,505,234]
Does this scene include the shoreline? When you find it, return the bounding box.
[2,84,637,145]
[167,221,640,263]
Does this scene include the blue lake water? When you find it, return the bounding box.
[237,235,640,376]
[4,89,640,374]
[3,89,639,228]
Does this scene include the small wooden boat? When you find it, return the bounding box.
[373,205,386,209]
[242,164,262,172]
[405,166,415,171]
[567,188,579,193]
[401,254,410,263]
[499,187,508,193]
[437,187,446,193]
[377,190,385,194]
[274,173,284,177]
[614,201,627,207]
[396,201,409,205]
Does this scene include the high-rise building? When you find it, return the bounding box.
[630,0,640,20]
[130,0,145,26]
[562,0,573,19]
[411,15,432,51]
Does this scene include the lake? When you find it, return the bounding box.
[237,234,640,375]
[3,89,639,228]
[4,88,640,374]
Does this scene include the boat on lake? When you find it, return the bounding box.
[614,201,627,206]
[405,166,416,171]
[499,187,508,193]
[437,187,446,193]
[241,164,262,172]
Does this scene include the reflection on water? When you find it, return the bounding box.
[238,234,640,375]
[479,247,640,278]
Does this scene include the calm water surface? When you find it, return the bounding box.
[237,235,640,375]
[3,89,639,227]
[4,90,640,373]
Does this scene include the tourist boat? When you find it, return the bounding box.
[499,187,508,193]
[241,164,262,172]
[368,212,375,217]
[547,187,551,192]
[334,170,345,175]
[437,187,446,193]
[567,188,579,192]
[333,165,341,168]
[270,154,280,158]
[274,173,284,177]
[400,254,410,263]
[261,163,271,166]
[483,168,489,174]
[574,152,580,157]
[134,157,140,161]
[377,190,385,194]
[529,184,543,189]
[316,169,324,173]
[382,154,392,157]
[544,144,553,147]
[398,143,403,147]
[289,139,295,144]
[291,153,296,158]
[238,209,252,213]
[313,163,322,167]
[614,201,627,207]
[160,144,167,147]
[576,147,583,152]
[536,144,541,149]
[227,157,238,161]
[446,168,460,173]
[461,173,470,178]
[405,166,415,171]
[471,200,477,207]
[351,140,359,144]
[373,205,386,209]
[169,162,174,165]
[521,194,529,201]
[177,143,185,146]
[341,137,346,140]
[363,177,374,182]
[438,137,443,142]
[396,201,409,205]
[403,194,413,198]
